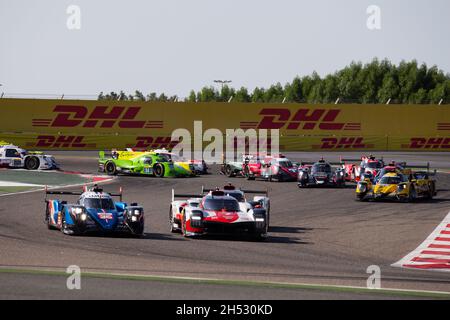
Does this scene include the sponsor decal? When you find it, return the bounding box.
[437,123,450,131]
[97,211,113,222]
[403,137,450,149]
[32,105,163,129]
[28,135,95,148]
[313,137,373,149]
[128,136,179,150]
[247,108,361,131]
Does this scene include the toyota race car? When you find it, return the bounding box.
[45,185,145,236]
[356,170,437,202]
[0,142,58,170]
[169,185,270,240]
[298,159,345,187]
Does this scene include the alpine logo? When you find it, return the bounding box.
[240,108,361,131]
[98,210,113,222]
[31,105,164,129]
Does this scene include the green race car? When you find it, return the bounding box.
[98,150,195,177]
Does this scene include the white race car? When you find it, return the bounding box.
[0,143,58,170]
[169,184,270,240]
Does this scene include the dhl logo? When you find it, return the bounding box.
[32,105,163,129]
[127,136,179,150]
[240,108,361,131]
[30,135,96,148]
[404,138,450,149]
[313,137,373,149]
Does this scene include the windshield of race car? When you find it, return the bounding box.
[224,191,245,202]
[365,161,383,169]
[83,198,116,210]
[278,160,293,168]
[157,154,171,162]
[312,164,331,173]
[379,176,403,185]
[203,198,240,212]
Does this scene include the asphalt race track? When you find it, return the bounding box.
[0,152,450,299]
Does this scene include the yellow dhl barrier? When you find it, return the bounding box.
[0,98,449,151]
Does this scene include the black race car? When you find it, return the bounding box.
[297,159,345,188]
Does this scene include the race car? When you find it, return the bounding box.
[169,186,270,240]
[0,142,58,170]
[256,157,298,182]
[341,155,385,182]
[152,149,208,175]
[220,153,262,177]
[45,185,145,236]
[372,161,427,183]
[98,150,195,177]
[221,154,298,182]
[356,171,437,202]
[297,159,345,187]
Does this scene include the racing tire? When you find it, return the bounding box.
[408,186,417,203]
[105,161,117,176]
[169,206,177,233]
[225,165,235,178]
[45,204,55,230]
[61,215,70,235]
[25,156,40,170]
[154,163,165,178]
[181,213,189,238]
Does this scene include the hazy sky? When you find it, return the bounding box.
[1,0,449,98]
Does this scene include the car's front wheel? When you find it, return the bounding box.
[25,156,40,170]
[105,162,117,175]
[169,206,177,233]
[154,163,165,178]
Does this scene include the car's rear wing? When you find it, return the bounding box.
[403,162,436,175]
[300,161,342,166]
[340,157,361,163]
[202,186,269,197]
[171,189,202,202]
[45,185,123,202]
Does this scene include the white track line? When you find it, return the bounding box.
[0,176,116,197]
[392,211,450,272]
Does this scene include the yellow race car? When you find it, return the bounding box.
[356,171,436,202]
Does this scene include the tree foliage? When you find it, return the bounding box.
[98,59,450,104]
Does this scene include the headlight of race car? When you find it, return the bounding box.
[357,183,367,192]
[397,184,406,192]
[70,207,87,221]
[126,208,143,222]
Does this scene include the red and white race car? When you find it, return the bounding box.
[341,155,385,182]
[242,154,298,182]
[169,185,270,240]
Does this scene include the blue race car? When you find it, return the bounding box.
[45,185,145,236]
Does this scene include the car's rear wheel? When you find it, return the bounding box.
[169,206,177,233]
[25,156,40,170]
[225,165,234,177]
[154,163,165,178]
[45,204,55,230]
[408,186,417,202]
[105,161,117,175]
[181,213,188,237]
